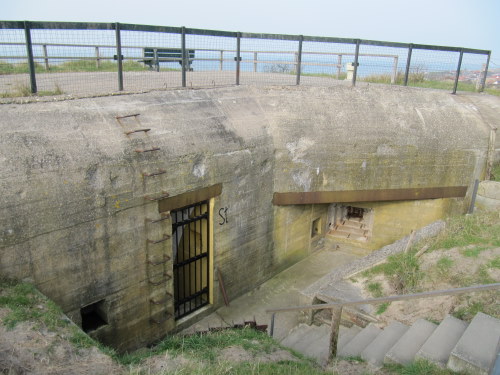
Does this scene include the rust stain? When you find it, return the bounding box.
[273,186,468,205]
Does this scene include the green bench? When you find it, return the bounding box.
[141,48,195,71]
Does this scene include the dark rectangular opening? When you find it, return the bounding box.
[172,200,210,320]
[81,300,107,333]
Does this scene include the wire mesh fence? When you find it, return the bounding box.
[300,40,356,86]
[0,21,492,99]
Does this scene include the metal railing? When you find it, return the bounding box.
[266,283,500,361]
[0,20,492,97]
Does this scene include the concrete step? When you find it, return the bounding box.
[361,321,409,368]
[280,323,330,363]
[342,220,366,230]
[384,319,437,366]
[447,312,500,375]
[415,315,468,367]
[328,230,368,242]
[338,323,381,358]
[338,325,362,349]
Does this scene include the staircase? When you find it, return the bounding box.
[328,217,371,242]
[281,312,500,374]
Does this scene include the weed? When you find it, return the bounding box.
[432,212,500,250]
[461,246,488,258]
[488,256,500,269]
[376,302,390,315]
[384,358,456,374]
[367,282,383,298]
[436,256,454,275]
[492,162,500,182]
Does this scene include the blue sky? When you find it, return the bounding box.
[2,0,499,66]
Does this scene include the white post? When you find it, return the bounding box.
[337,55,342,79]
[391,56,398,84]
[95,46,100,69]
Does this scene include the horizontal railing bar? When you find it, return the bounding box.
[0,21,490,56]
[266,283,500,314]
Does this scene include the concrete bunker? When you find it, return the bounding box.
[0,85,495,351]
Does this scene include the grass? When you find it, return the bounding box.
[384,359,459,375]
[0,278,116,357]
[0,60,179,75]
[376,302,391,315]
[1,82,65,98]
[362,252,422,294]
[492,162,500,181]
[367,282,383,297]
[429,211,500,250]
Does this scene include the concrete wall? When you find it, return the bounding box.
[0,85,496,351]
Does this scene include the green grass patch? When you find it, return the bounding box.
[1,82,65,98]
[375,302,391,315]
[367,282,383,298]
[0,278,116,358]
[461,246,489,258]
[436,256,454,273]
[431,212,500,250]
[362,252,422,294]
[384,358,458,374]
[492,162,500,181]
[0,59,180,75]
[488,256,500,269]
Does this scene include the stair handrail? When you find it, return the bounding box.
[266,282,500,361]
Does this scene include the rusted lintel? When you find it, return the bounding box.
[145,191,170,201]
[148,274,172,286]
[273,186,467,206]
[142,169,166,177]
[116,113,140,119]
[158,183,223,213]
[147,235,171,244]
[135,147,160,153]
[126,128,150,135]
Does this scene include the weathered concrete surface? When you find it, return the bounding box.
[361,321,409,367]
[384,319,437,365]
[0,85,495,350]
[476,180,500,212]
[447,312,500,375]
[415,315,468,367]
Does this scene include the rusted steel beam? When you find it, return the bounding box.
[158,183,223,213]
[273,186,467,206]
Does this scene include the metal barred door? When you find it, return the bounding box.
[172,201,210,319]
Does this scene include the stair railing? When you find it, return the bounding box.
[266,282,500,362]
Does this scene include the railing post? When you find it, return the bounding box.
[296,35,303,85]
[404,44,413,86]
[154,48,159,72]
[254,52,257,72]
[452,48,464,95]
[95,46,100,69]
[115,22,123,91]
[468,179,480,214]
[337,54,342,79]
[391,56,398,84]
[236,32,241,85]
[23,21,37,94]
[42,44,49,71]
[352,39,360,86]
[219,50,223,71]
[479,52,490,93]
[181,26,187,88]
[270,313,275,337]
[328,306,342,361]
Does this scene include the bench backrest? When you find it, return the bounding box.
[143,48,195,59]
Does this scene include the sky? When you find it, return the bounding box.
[2,0,499,66]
